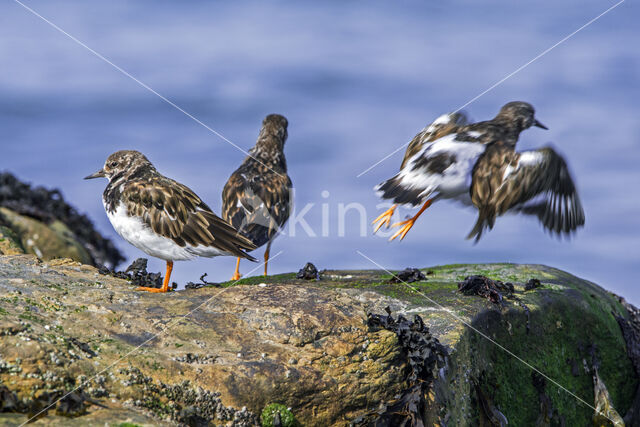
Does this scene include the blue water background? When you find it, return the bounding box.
[0,1,638,301]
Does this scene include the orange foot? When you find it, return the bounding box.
[389,217,418,241]
[372,205,396,233]
[230,272,242,281]
[137,260,172,293]
[136,286,169,293]
[388,198,434,241]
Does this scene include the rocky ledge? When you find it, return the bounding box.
[0,255,638,426]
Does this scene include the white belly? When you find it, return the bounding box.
[105,202,228,261]
[398,136,485,201]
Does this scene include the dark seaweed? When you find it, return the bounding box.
[0,172,124,268]
[185,273,221,290]
[388,268,426,284]
[457,275,514,305]
[296,262,319,280]
[524,278,541,291]
[99,258,170,290]
[359,307,448,427]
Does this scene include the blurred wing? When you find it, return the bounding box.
[222,170,292,248]
[469,146,584,240]
[124,178,256,258]
[400,111,469,169]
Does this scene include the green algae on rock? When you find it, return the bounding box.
[0,207,92,265]
[0,256,638,426]
[260,403,298,427]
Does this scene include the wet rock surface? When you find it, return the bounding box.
[0,257,638,426]
[0,172,124,268]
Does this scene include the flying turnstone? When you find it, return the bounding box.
[372,110,469,232]
[374,101,563,241]
[85,150,257,293]
[222,114,292,280]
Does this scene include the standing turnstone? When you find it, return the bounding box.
[374,101,551,241]
[85,150,257,292]
[222,114,292,280]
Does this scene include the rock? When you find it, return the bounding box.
[0,256,638,426]
[0,172,124,267]
[0,207,92,265]
[0,225,24,256]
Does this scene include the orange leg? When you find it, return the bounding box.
[263,241,272,276]
[372,204,397,233]
[389,199,434,241]
[231,257,242,281]
[137,260,173,293]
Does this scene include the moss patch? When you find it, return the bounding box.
[261,403,298,427]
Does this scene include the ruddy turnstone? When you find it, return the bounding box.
[374,101,553,241]
[85,150,257,292]
[372,111,469,232]
[222,114,292,280]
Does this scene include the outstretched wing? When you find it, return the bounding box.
[123,177,257,259]
[222,168,292,248]
[400,111,469,169]
[469,145,584,241]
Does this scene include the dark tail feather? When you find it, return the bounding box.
[466,208,494,243]
[375,175,423,207]
[205,213,258,262]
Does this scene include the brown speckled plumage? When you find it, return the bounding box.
[101,150,256,259]
[222,114,292,249]
[400,111,469,169]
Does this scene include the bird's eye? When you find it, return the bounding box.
[109,161,118,168]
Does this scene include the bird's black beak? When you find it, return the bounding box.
[533,119,548,130]
[84,169,106,180]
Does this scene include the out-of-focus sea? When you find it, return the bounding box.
[1,1,638,301]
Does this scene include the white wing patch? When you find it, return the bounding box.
[502,165,514,181]
[501,150,544,184]
[518,151,544,166]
